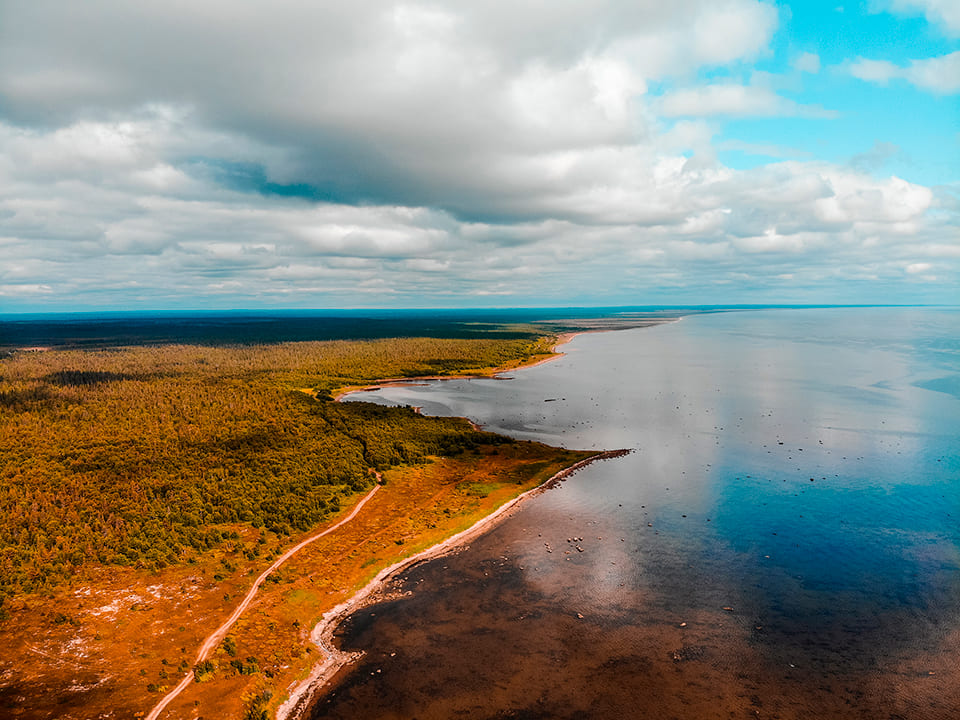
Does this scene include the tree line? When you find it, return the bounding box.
[0,336,550,604]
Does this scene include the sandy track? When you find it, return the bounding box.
[145,484,382,720]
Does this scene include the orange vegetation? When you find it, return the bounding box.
[0,442,591,720]
[0,335,587,719]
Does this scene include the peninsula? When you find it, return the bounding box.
[0,318,660,720]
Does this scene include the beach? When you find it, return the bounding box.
[277,449,628,720]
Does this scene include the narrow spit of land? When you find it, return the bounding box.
[277,450,629,720]
[142,444,601,720]
[145,330,572,720]
[149,331,614,719]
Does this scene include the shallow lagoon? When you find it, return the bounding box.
[325,308,960,719]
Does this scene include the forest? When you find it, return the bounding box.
[0,335,554,606]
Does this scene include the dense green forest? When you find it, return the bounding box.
[0,336,553,603]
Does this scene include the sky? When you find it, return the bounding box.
[0,0,957,311]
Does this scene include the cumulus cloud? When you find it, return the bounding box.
[880,0,960,36]
[848,51,960,94]
[0,0,784,215]
[0,1,956,308]
[2,108,954,308]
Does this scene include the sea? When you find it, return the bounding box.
[0,307,687,350]
[327,307,960,719]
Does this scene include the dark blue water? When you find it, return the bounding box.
[0,307,694,349]
[325,308,960,719]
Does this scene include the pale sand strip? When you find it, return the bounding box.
[332,322,675,403]
[145,484,382,720]
[151,324,650,719]
[331,331,580,402]
[276,449,629,720]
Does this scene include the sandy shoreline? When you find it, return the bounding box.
[332,320,676,402]
[330,330,581,402]
[146,486,384,720]
[278,323,663,718]
[276,448,629,720]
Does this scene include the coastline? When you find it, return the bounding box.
[276,448,629,720]
[266,308,960,720]
[2,320,673,720]
[330,330,580,402]
[331,320,676,402]
[145,486,384,720]
[279,323,664,717]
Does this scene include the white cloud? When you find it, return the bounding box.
[0,0,774,222]
[659,84,835,117]
[848,51,960,94]
[733,227,809,253]
[0,283,54,297]
[689,2,779,66]
[849,141,903,173]
[882,0,960,36]
[0,1,956,308]
[506,56,642,148]
[1,111,955,308]
[848,59,899,84]
[718,139,812,159]
[813,173,933,225]
[904,51,960,92]
[793,52,822,74]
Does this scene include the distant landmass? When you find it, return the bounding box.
[0,305,878,350]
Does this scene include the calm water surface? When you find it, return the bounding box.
[323,308,960,719]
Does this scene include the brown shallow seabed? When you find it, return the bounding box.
[305,496,960,720]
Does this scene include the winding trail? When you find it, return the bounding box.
[145,484,382,720]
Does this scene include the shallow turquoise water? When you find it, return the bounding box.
[327,308,960,718]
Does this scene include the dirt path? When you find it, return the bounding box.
[145,484,382,720]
